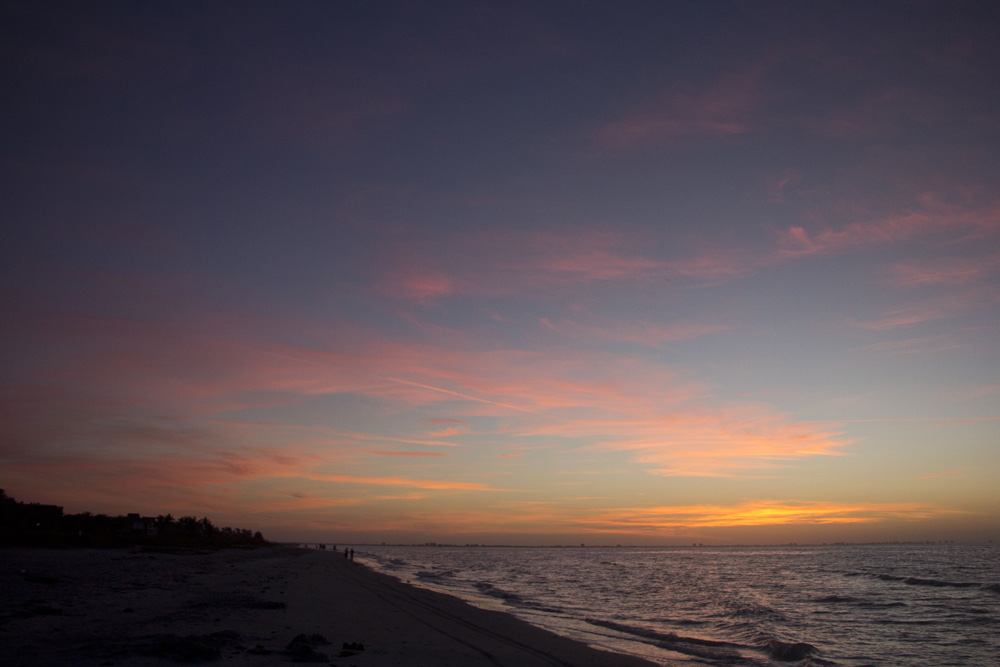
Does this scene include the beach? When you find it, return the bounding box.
[0,546,660,667]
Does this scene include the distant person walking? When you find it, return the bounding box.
[349,548,355,561]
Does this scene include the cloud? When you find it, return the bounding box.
[595,61,771,149]
[369,193,1000,314]
[371,451,447,458]
[776,195,1000,258]
[372,227,766,305]
[800,87,945,139]
[766,169,802,203]
[918,467,971,479]
[426,424,471,438]
[853,292,982,331]
[859,331,974,355]
[1,442,324,516]
[1,286,854,489]
[885,253,1000,287]
[572,500,965,532]
[385,377,537,413]
[374,266,456,302]
[525,404,849,478]
[293,498,968,539]
[305,474,497,491]
[540,317,727,347]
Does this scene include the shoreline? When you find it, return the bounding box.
[1,546,662,666]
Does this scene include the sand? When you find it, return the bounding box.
[0,546,661,667]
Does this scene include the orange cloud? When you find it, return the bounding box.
[524,404,848,478]
[918,467,971,479]
[1,295,853,487]
[572,500,965,532]
[306,474,497,491]
[272,498,969,540]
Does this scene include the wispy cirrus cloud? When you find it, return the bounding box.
[800,87,948,138]
[918,467,971,479]
[373,229,676,301]
[1,289,850,490]
[776,195,1000,258]
[884,252,1000,287]
[858,331,975,355]
[371,193,1000,312]
[303,474,497,491]
[0,444,325,515]
[372,227,762,305]
[371,451,447,458]
[853,290,991,331]
[540,317,727,347]
[523,404,848,478]
[595,60,772,149]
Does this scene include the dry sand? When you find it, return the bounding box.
[1,546,660,666]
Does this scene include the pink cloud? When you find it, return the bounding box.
[595,61,771,149]
[2,300,847,483]
[853,291,983,331]
[1,261,861,502]
[766,169,802,203]
[371,227,766,305]
[801,87,950,139]
[426,425,471,438]
[885,252,1000,287]
[859,332,973,355]
[776,195,1000,259]
[374,266,456,302]
[540,317,726,347]
[252,67,404,145]
[523,403,848,478]
[1,442,324,516]
[918,467,971,479]
[370,194,999,310]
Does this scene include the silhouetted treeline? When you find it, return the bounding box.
[0,489,269,549]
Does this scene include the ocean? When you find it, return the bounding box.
[344,543,998,667]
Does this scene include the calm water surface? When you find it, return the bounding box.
[345,544,998,667]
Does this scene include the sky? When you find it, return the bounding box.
[2,1,999,545]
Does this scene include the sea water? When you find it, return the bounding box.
[348,544,998,666]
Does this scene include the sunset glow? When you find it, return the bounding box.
[2,2,998,545]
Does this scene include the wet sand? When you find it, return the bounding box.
[0,546,661,666]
